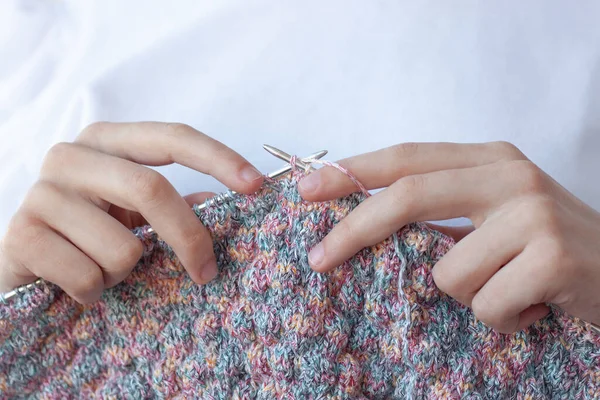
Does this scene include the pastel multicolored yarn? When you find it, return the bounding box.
[1,171,600,399]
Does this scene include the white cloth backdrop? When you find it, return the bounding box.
[1,0,600,234]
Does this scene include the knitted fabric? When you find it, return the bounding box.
[1,172,600,399]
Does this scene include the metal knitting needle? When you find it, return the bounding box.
[191,147,327,212]
[1,278,43,301]
[146,148,327,235]
[263,144,315,172]
[265,148,327,179]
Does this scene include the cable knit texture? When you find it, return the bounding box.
[1,173,599,399]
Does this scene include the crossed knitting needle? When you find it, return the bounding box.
[262,144,326,178]
[194,145,327,211]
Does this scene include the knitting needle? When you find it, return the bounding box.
[265,148,327,179]
[144,148,328,235]
[148,148,327,229]
[263,144,316,172]
[194,148,327,211]
[1,278,43,301]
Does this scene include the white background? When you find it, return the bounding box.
[1,1,600,233]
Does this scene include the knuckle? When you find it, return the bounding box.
[392,175,425,210]
[42,142,75,172]
[390,142,420,160]
[471,292,501,327]
[544,240,569,265]
[207,143,238,175]
[174,229,215,268]
[490,141,526,160]
[32,179,58,196]
[0,239,27,282]
[538,205,563,236]
[77,121,109,142]
[432,264,460,297]
[179,230,207,255]
[23,181,61,210]
[332,218,359,247]
[538,202,562,235]
[113,238,144,269]
[536,240,572,281]
[2,216,27,254]
[3,221,49,270]
[6,217,44,251]
[509,160,547,194]
[23,225,49,252]
[165,122,196,139]
[0,232,18,260]
[129,169,170,205]
[71,269,103,303]
[517,196,562,235]
[398,174,427,193]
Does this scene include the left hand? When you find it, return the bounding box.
[298,141,600,334]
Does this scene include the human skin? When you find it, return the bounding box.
[0,122,262,303]
[3,126,598,336]
[299,142,600,334]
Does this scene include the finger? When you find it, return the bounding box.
[106,205,147,229]
[515,304,552,331]
[107,192,216,228]
[22,181,144,288]
[1,217,103,303]
[308,164,512,272]
[41,144,218,284]
[183,192,217,207]
[424,223,474,242]
[431,216,525,307]
[299,141,526,201]
[0,244,26,293]
[471,246,551,333]
[74,122,263,194]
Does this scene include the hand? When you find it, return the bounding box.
[0,122,263,303]
[299,142,600,333]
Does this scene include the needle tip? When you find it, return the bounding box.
[263,144,276,155]
[263,144,288,160]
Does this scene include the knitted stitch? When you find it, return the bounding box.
[1,171,599,399]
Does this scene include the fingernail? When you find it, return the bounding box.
[300,173,320,193]
[200,259,218,283]
[308,243,324,268]
[240,166,263,183]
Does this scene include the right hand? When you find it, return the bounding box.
[0,122,264,303]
